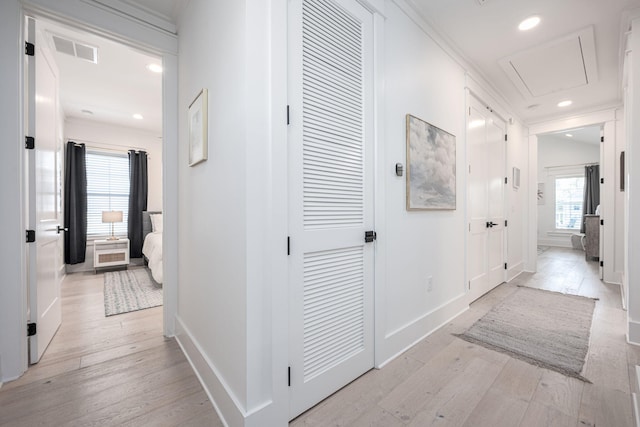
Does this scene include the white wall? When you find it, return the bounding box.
[0,0,27,383]
[506,120,528,280]
[376,1,468,363]
[63,118,163,272]
[537,135,600,247]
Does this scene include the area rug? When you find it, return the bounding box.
[455,287,596,382]
[104,268,162,316]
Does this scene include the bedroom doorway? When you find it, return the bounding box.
[24,13,166,365]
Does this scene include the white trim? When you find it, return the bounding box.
[175,316,235,427]
[629,319,640,346]
[378,294,468,368]
[507,261,524,282]
[528,109,616,135]
[379,293,468,367]
[16,0,179,376]
[633,392,640,427]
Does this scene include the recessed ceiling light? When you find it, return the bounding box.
[557,100,572,107]
[133,113,144,120]
[146,63,163,73]
[518,16,540,31]
[565,133,573,137]
[81,109,93,116]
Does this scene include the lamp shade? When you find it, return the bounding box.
[102,210,123,223]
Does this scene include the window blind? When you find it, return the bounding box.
[86,151,129,237]
[555,176,584,230]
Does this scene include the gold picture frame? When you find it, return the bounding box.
[188,88,208,166]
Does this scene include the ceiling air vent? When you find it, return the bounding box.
[499,27,598,100]
[52,35,98,64]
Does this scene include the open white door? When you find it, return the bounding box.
[467,95,506,302]
[288,0,375,419]
[26,17,64,364]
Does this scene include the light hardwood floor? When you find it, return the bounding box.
[291,247,639,427]
[0,267,222,427]
[1,249,637,426]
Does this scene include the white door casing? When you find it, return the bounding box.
[288,0,375,419]
[467,95,506,302]
[26,18,63,364]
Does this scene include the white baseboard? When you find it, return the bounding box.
[629,320,640,346]
[507,261,524,281]
[175,315,243,427]
[376,293,468,368]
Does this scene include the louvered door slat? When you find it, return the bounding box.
[289,0,373,418]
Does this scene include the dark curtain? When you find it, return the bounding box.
[580,164,600,233]
[63,142,87,264]
[128,150,148,258]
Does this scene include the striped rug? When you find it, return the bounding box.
[104,268,162,316]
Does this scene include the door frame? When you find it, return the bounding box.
[465,91,508,302]
[18,0,178,370]
[526,109,618,284]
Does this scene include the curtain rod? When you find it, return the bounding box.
[67,138,148,155]
[545,162,599,169]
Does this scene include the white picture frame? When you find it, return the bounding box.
[188,88,208,167]
[512,167,520,189]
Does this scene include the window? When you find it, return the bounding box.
[86,151,129,237]
[555,176,584,230]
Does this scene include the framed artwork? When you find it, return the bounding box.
[188,88,208,166]
[406,114,456,210]
[512,167,520,189]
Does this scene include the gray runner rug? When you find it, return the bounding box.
[455,286,596,382]
[104,268,162,316]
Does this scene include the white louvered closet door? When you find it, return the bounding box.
[288,0,375,419]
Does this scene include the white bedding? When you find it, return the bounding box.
[142,231,163,284]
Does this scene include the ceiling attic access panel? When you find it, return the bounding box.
[499,27,598,99]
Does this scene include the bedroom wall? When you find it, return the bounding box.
[537,134,600,248]
[64,118,163,273]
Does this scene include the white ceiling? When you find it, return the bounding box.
[408,0,640,123]
[39,18,163,135]
[44,0,640,132]
[541,125,602,145]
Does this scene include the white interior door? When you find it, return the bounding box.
[467,96,506,302]
[288,0,375,419]
[26,18,63,364]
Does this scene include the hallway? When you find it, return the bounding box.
[291,247,637,426]
[0,249,636,426]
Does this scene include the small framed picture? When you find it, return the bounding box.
[188,88,208,166]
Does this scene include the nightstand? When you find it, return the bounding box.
[93,238,130,272]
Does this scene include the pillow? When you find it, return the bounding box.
[150,214,163,233]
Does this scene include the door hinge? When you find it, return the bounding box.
[600,260,604,267]
[600,219,604,226]
[504,177,508,184]
[25,42,35,56]
[505,220,508,227]
[365,231,377,243]
[286,105,290,125]
[288,366,291,387]
[600,178,604,184]
[25,136,35,149]
[287,236,290,256]
[27,322,36,336]
[504,134,508,142]
[601,136,604,143]
[26,230,35,243]
[504,263,508,270]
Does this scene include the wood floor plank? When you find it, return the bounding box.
[518,401,576,427]
[0,269,222,426]
[530,370,584,418]
[461,389,528,427]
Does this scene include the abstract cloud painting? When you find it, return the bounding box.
[406,114,456,210]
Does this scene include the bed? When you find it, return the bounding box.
[142,211,163,284]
